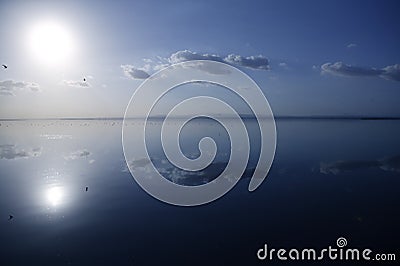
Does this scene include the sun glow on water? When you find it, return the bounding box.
[46,186,64,206]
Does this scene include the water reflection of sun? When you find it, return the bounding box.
[46,186,64,206]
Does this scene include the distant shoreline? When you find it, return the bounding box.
[1,116,400,121]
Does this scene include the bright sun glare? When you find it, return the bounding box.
[28,20,75,66]
[46,186,64,206]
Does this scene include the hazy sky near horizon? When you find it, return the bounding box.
[0,0,399,118]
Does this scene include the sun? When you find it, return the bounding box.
[28,20,75,66]
[46,186,64,206]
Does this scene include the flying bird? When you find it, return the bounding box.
[8,215,13,220]
[2,64,7,69]
[83,77,86,82]
[85,186,88,192]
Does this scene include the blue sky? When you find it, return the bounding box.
[0,0,399,118]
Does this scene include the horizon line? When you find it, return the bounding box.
[1,115,400,121]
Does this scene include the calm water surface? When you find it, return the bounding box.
[0,119,399,265]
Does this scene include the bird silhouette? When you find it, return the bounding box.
[83,77,86,82]
[85,186,88,192]
[8,215,13,220]
[2,64,7,69]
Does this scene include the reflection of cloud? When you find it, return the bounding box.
[0,145,42,159]
[123,157,256,186]
[320,155,400,175]
[122,157,152,173]
[0,80,40,96]
[65,149,91,160]
[62,80,91,88]
[125,157,209,183]
[128,158,152,168]
[40,134,72,140]
[379,155,400,172]
[320,160,379,175]
[121,65,150,79]
[321,62,400,81]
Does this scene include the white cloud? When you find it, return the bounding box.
[168,50,224,64]
[347,43,357,48]
[121,50,270,79]
[0,80,40,96]
[62,79,91,88]
[224,54,270,70]
[152,63,170,71]
[380,64,400,81]
[122,50,270,78]
[321,62,400,82]
[121,65,150,79]
[321,62,383,77]
[168,50,270,70]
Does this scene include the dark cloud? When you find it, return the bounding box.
[0,145,42,160]
[121,65,150,79]
[0,80,40,96]
[62,80,91,88]
[321,62,400,82]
